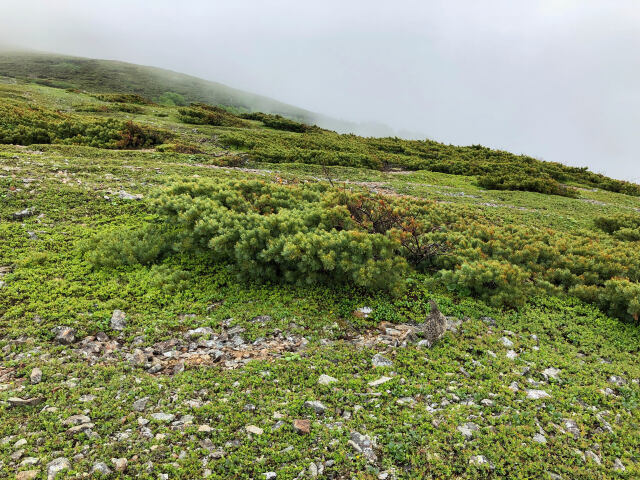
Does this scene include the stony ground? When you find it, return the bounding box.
[2,141,640,480]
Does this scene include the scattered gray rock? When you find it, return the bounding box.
[246,425,263,435]
[349,431,377,463]
[303,400,327,414]
[16,471,39,480]
[469,455,494,468]
[508,382,519,392]
[264,472,277,480]
[117,190,143,200]
[585,450,601,465]
[563,419,580,438]
[12,208,35,220]
[506,350,518,360]
[318,374,338,386]
[526,389,551,400]
[53,326,76,345]
[542,367,561,381]
[613,458,625,472]
[112,457,128,472]
[29,368,42,385]
[457,422,480,439]
[184,327,214,339]
[372,353,393,368]
[608,375,626,386]
[47,457,70,480]
[132,397,150,412]
[91,462,112,475]
[8,397,44,407]
[500,337,514,347]
[151,413,175,423]
[110,309,126,331]
[481,316,497,326]
[368,376,392,387]
[63,414,91,426]
[533,433,547,444]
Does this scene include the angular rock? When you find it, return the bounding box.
[62,414,91,426]
[112,457,128,472]
[500,337,514,347]
[368,376,392,387]
[16,471,39,480]
[526,389,551,400]
[317,374,338,386]
[110,309,126,331]
[372,353,393,367]
[457,422,480,439]
[585,450,601,465]
[469,455,494,468]
[349,431,377,463]
[246,425,263,435]
[12,208,35,220]
[53,326,75,345]
[563,419,580,438]
[303,400,326,414]
[533,433,547,444]
[293,419,311,435]
[151,413,175,423]
[30,368,42,385]
[47,457,70,480]
[132,397,150,412]
[613,458,625,472]
[91,462,112,475]
[8,397,44,407]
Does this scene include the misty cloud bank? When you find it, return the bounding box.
[1,1,639,181]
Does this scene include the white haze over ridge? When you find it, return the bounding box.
[1,0,639,181]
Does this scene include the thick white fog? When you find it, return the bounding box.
[1,0,639,181]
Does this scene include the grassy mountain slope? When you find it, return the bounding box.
[1,79,640,479]
[0,50,318,122]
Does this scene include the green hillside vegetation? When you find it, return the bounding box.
[0,50,316,122]
[1,74,640,479]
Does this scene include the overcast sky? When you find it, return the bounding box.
[2,1,639,181]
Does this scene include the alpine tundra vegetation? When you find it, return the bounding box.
[1,54,640,479]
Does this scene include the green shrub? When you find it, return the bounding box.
[477,172,579,197]
[241,112,316,133]
[156,142,203,154]
[157,91,187,106]
[82,224,176,268]
[93,93,153,105]
[595,213,640,241]
[178,104,249,128]
[151,180,409,293]
[0,101,170,149]
[440,260,535,308]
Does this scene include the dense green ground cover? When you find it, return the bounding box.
[1,80,640,479]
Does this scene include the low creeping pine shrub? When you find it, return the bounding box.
[86,180,450,294]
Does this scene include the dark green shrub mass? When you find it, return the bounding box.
[595,213,640,241]
[151,180,410,293]
[0,101,170,148]
[477,172,579,197]
[178,104,250,128]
